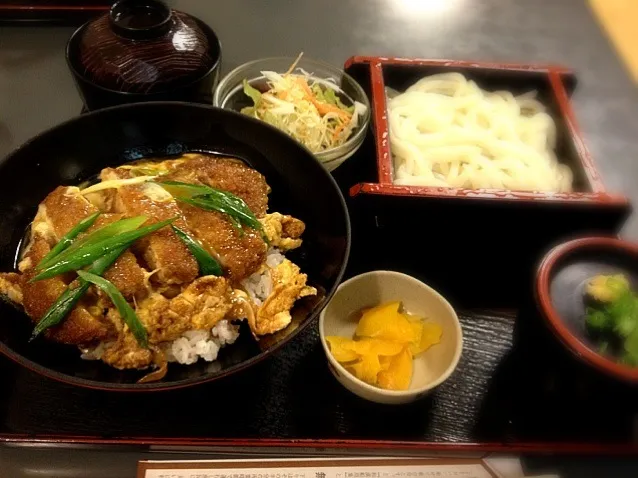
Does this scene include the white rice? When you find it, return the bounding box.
[80,341,110,361]
[80,320,240,365]
[162,319,240,364]
[80,248,285,367]
[241,247,285,306]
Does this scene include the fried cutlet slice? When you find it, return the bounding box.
[37,186,98,240]
[85,214,148,301]
[33,193,148,301]
[100,168,198,286]
[21,237,112,345]
[165,154,270,217]
[178,203,267,282]
[162,156,269,281]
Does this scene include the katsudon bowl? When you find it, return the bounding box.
[0,102,350,391]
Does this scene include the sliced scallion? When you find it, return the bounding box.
[36,215,148,270]
[31,245,128,339]
[77,270,148,348]
[31,217,176,282]
[156,181,263,232]
[172,225,222,276]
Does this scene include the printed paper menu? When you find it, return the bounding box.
[138,458,499,478]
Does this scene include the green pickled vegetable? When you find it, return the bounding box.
[31,245,128,339]
[31,218,175,282]
[77,270,148,348]
[36,215,148,270]
[172,226,222,276]
[585,307,610,332]
[585,274,638,366]
[37,211,101,269]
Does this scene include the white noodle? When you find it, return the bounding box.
[389,73,573,192]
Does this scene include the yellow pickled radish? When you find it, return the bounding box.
[328,301,443,391]
[412,322,443,355]
[326,336,359,362]
[355,301,414,342]
[407,317,424,344]
[377,346,413,391]
[347,337,404,356]
[346,353,381,385]
[379,355,393,371]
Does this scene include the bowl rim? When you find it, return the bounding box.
[213,56,371,161]
[536,236,638,382]
[65,15,223,97]
[0,101,351,392]
[319,270,463,397]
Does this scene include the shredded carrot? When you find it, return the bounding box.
[316,101,351,119]
[296,77,351,120]
[332,122,347,140]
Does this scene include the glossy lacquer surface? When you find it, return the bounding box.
[0,103,350,391]
[66,0,222,109]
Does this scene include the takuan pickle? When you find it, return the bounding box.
[326,301,442,391]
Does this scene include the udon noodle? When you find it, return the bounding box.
[388,73,573,192]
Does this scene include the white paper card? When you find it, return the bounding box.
[138,459,499,478]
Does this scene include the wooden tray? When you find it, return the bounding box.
[0,1,109,24]
[0,59,635,455]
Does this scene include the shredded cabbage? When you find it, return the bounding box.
[240,55,366,154]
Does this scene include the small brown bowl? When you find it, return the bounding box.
[66,0,222,111]
[536,236,638,383]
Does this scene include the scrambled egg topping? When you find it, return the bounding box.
[0,155,315,372]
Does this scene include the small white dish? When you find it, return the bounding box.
[319,270,463,404]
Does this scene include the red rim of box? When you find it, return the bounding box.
[345,56,628,206]
[2,434,638,455]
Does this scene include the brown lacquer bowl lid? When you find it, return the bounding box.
[68,0,221,96]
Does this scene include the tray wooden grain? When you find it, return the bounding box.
[1,303,637,453]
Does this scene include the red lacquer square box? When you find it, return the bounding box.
[344,56,628,208]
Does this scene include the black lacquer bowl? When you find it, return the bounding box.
[0,102,350,391]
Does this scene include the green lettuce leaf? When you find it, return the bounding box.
[323,87,354,113]
[311,83,326,103]
[243,79,262,106]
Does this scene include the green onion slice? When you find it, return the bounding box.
[31,245,128,339]
[37,211,101,269]
[32,218,175,282]
[36,215,148,270]
[172,225,222,276]
[77,270,148,348]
